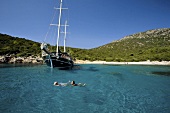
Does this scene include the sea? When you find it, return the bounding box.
[0,64,170,113]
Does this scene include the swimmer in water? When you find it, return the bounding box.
[71,81,78,86]
[71,81,86,86]
[53,82,66,86]
[54,81,86,87]
[53,81,60,86]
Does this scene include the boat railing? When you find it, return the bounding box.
[61,53,71,60]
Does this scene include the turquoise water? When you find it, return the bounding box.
[0,64,170,113]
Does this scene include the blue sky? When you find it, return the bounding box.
[0,0,170,49]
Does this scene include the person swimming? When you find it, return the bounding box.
[54,80,86,87]
[71,81,86,86]
[71,80,77,86]
[53,81,69,86]
[53,81,60,86]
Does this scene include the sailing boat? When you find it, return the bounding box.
[41,0,74,68]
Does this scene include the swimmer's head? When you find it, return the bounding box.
[54,82,58,85]
[71,81,75,85]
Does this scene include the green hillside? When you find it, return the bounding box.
[0,28,170,61]
[0,34,41,57]
[0,33,85,58]
[86,28,170,61]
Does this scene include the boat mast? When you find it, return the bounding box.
[63,20,68,52]
[55,0,68,54]
[56,0,63,54]
[50,0,68,54]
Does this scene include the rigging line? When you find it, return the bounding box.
[47,27,56,51]
[49,27,56,47]
[44,5,58,42]
[52,27,57,46]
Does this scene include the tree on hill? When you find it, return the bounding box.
[0,34,41,57]
[88,28,170,61]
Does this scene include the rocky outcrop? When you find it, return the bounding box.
[0,55,43,64]
[120,28,170,41]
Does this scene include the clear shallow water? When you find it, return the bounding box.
[0,64,170,113]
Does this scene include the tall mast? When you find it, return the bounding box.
[63,20,69,52]
[56,0,63,54]
[50,0,68,54]
[56,0,68,54]
[61,21,69,52]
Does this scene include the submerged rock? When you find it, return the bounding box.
[152,71,170,76]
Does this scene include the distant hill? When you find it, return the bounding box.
[0,33,85,58]
[0,34,41,57]
[86,28,170,61]
[0,28,170,61]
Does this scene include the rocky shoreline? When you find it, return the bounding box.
[0,55,43,64]
[1,55,170,66]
